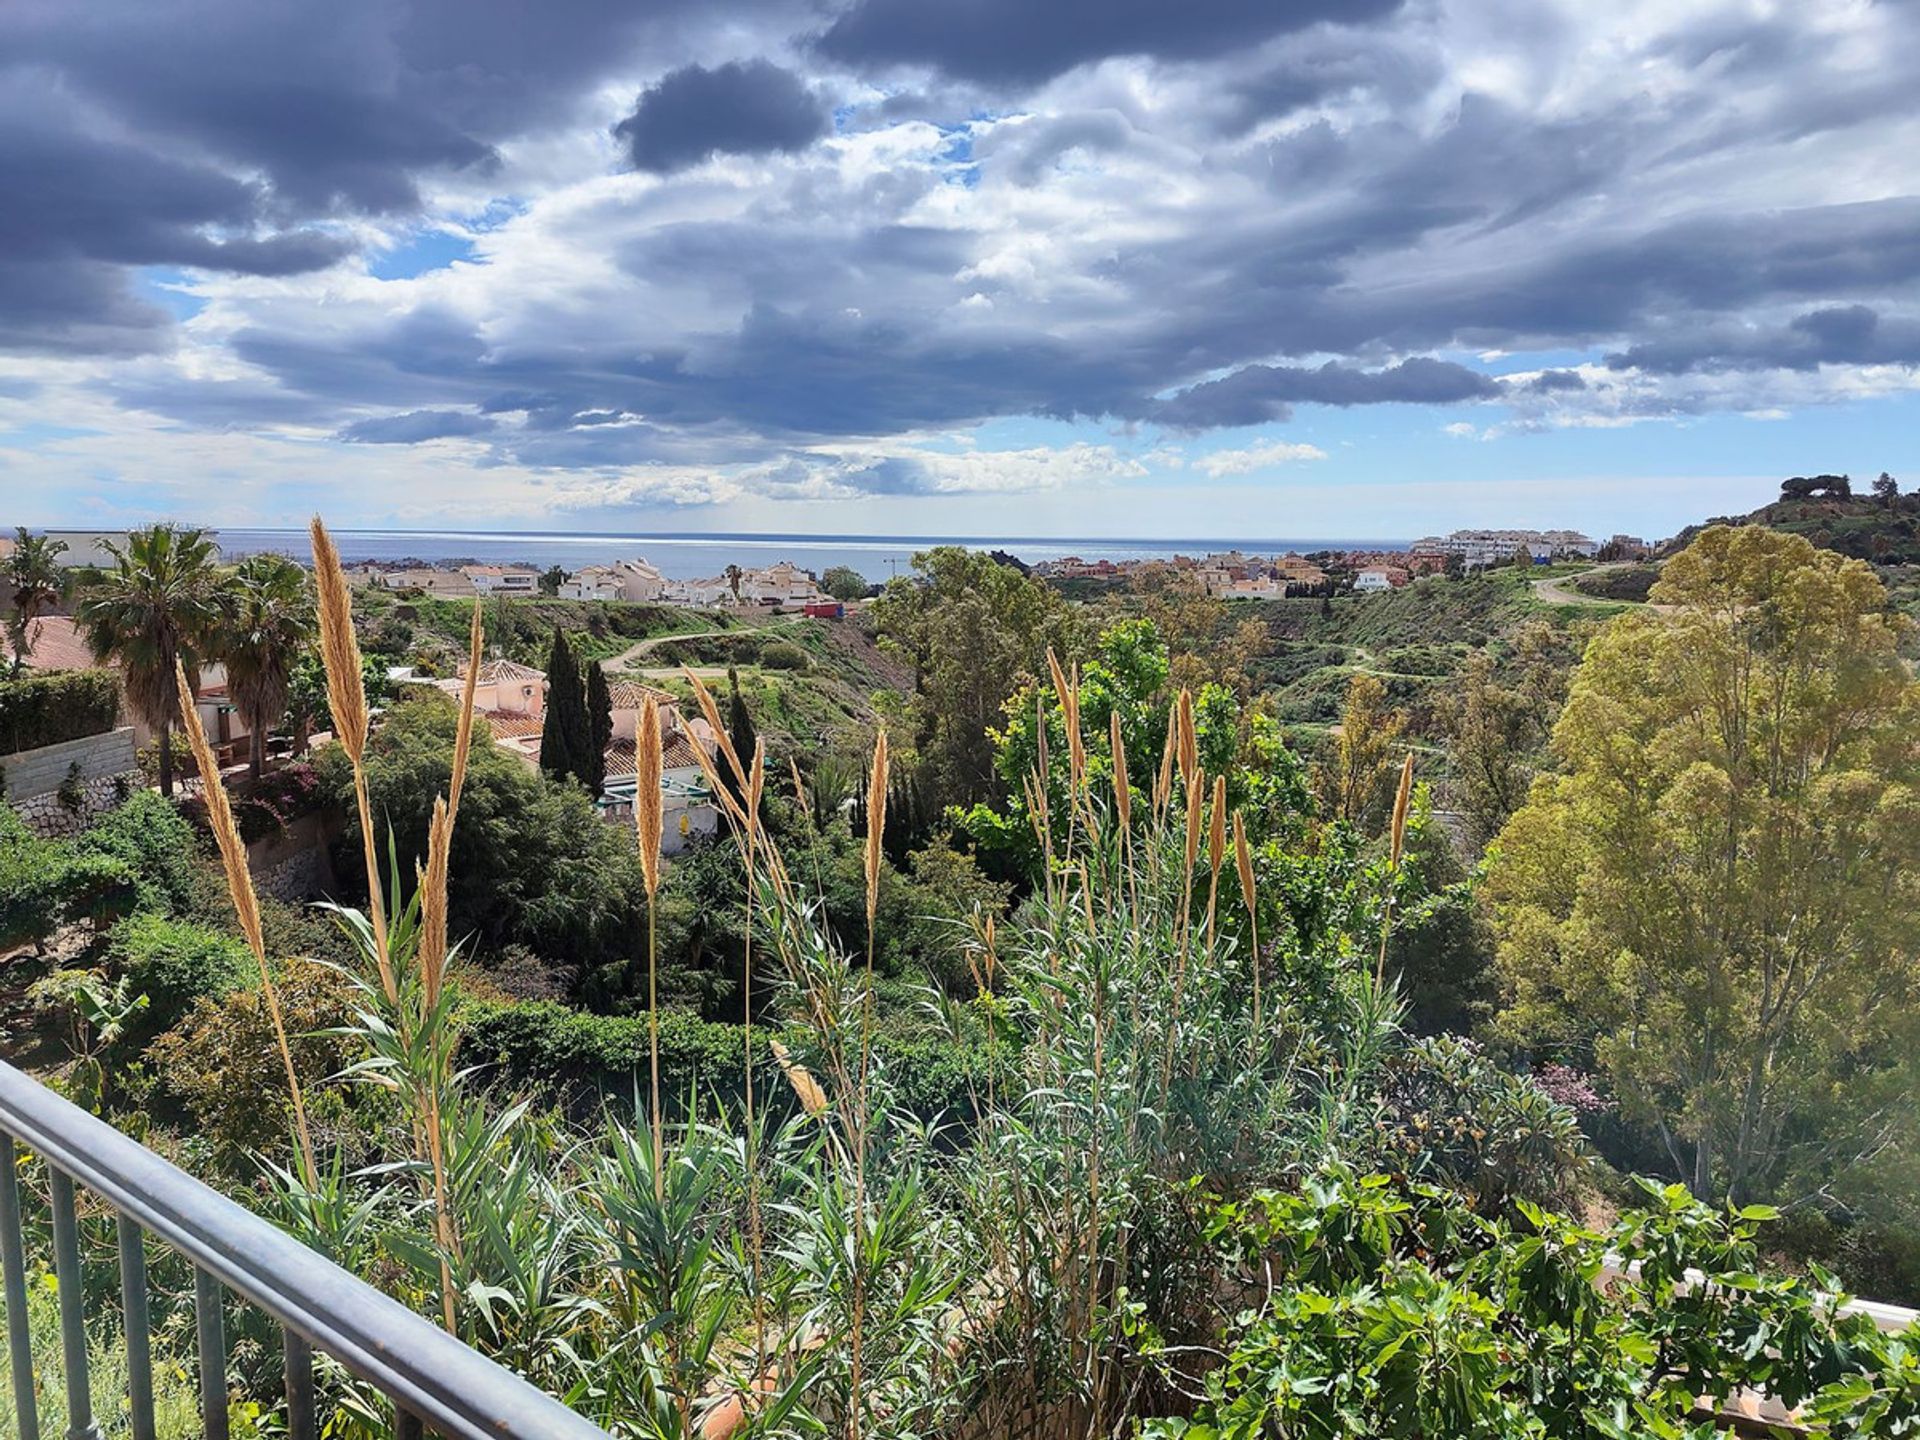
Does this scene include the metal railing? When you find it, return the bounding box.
[0,1060,614,1440]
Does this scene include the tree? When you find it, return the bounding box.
[537,629,590,786]
[1313,673,1405,829]
[5,529,68,675]
[723,563,744,604]
[821,565,868,602]
[218,553,314,780]
[868,546,1082,809]
[1873,471,1900,503]
[539,565,567,596]
[315,689,646,991]
[584,660,612,798]
[1489,526,1920,1205]
[1437,631,1566,850]
[76,524,224,796]
[1779,473,1851,501]
[725,667,757,808]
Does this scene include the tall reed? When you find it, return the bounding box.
[1375,752,1416,988]
[635,697,665,1201]
[310,518,392,999]
[172,660,316,1186]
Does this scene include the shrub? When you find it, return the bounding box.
[458,999,992,1123]
[147,958,358,1163]
[758,640,810,671]
[1375,1035,1590,1210]
[109,913,253,1048]
[1162,1169,1920,1439]
[71,790,202,915]
[0,804,142,947]
[0,669,121,755]
[178,762,326,843]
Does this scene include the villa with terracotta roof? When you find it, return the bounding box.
[426,657,719,853]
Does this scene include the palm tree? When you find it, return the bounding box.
[5,528,69,675]
[219,553,315,780]
[76,525,224,796]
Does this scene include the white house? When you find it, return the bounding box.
[560,559,667,602]
[460,565,539,596]
[1354,569,1393,592]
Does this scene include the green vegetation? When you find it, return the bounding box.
[74,525,227,795]
[4,528,70,676]
[1491,527,1920,1206]
[0,669,122,755]
[5,510,1920,1436]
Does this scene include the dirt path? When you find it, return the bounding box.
[1532,564,1625,607]
[1532,564,1677,612]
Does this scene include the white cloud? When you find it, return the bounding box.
[1192,440,1328,476]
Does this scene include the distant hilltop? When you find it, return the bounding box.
[1666,472,1918,565]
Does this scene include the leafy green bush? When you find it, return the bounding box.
[0,804,141,947]
[1155,1169,1920,1439]
[1376,1035,1590,1210]
[109,912,253,1047]
[0,804,73,945]
[759,640,810,671]
[0,669,121,755]
[70,790,203,915]
[458,999,992,1122]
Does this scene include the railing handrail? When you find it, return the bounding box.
[0,1059,613,1440]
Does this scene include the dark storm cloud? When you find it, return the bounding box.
[10,0,1919,463]
[339,409,496,443]
[616,60,830,173]
[0,0,780,353]
[1604,306,1920,375]
[1150,359,1503,429]
[1524,370,1588,393]
[817,0,1403,86]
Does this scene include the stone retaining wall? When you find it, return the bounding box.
[1,728,140,837]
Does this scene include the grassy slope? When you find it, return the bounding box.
[1238,566,1621,741]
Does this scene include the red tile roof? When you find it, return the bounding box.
[0,616,104,672]
[481,709,544,739]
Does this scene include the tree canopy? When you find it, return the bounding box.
[1489,525,1920,1205]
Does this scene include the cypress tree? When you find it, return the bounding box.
[539,628,583,783]
[585,660,612,797]
[726,666,757,808]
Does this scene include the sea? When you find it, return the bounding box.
[215,529,1412,582]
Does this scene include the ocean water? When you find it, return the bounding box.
[216,529,1411,582]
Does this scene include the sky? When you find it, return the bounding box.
[3,0,1918,541]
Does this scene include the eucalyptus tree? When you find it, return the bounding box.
[219,552,316,780]
[1491,525,1920,1205]
[76,524,225,795]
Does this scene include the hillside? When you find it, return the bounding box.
[1236,565,1617,737]
[1670,491,1920,565]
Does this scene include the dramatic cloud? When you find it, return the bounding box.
[1154,361,1504,429]
[616,61,830,172]
[817,0,1403,86]
[338,409,495,443]
[4,0,1919,527]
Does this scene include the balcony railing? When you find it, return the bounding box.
[0,1059,614,1440]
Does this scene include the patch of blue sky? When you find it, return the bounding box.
[136,268,207,322]
[934,123,980,187]
[0,421,103,445]
[368,228,477,280]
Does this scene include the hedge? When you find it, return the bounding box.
[458,1000,995,1125]
[0,669,121,756]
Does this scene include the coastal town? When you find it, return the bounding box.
[5,527,1651,617]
